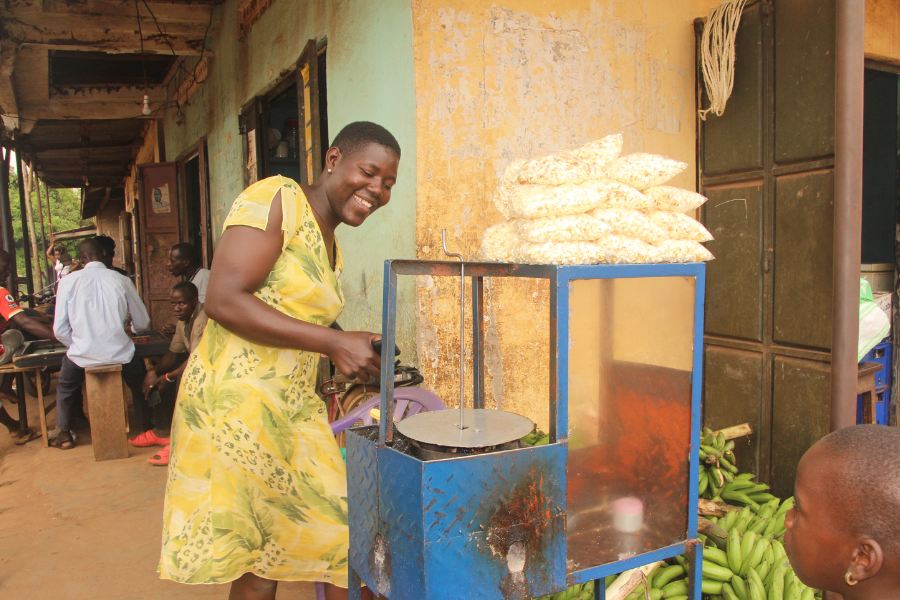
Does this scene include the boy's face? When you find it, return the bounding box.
[784,445,856,591]
[170,289,197,321]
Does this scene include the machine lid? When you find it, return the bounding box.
[396,408,535,449]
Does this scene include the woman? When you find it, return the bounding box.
[159,121,400,600]
[784,424,900,600]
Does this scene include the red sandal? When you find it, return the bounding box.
[148,444,170,466]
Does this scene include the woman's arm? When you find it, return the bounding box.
[205,192,381,380]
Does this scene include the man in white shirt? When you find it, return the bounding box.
[51,237,151,450]
[166,242,209,303]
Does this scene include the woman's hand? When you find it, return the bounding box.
[326,331,382,381]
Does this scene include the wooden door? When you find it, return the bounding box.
[697,0,836,496]
[240,98,265,188]
[297,39,323,185]
[138,162,180,329]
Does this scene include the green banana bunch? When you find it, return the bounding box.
[519,429,550,447]
[699,428,738,500]
[534,581,594,600]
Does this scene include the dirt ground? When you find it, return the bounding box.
[0,381,317,600]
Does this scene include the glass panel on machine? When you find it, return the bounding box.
[566,276,695,573]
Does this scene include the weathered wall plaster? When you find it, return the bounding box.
[412,0,721,429]
[161,0,418,357]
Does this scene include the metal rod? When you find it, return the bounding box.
[831,0,865,431]
[441,229,466,431]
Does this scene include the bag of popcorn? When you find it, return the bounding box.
[602,153,688,190]
[595,235,661,264]
[479,220,519,262]
[654,239,715,263]
[516,152,591,186]
[580,179,651,210]
[508,184,602,218]
[644,186,708,212]
[572,134,623,180]
[587,208,668,243]
[492,158,526,219]
[515,213,612,243]
[648,211,714,242]
[512,240,604,265]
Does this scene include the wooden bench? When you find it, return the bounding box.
[84,364,130,461]
[0,362,50,445]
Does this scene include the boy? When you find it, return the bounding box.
[784,424,900,599]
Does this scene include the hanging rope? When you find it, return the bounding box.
[698,0,749,120]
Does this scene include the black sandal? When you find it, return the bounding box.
[51,430,75,450]
[14,429,40,445]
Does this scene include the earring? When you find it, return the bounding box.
[845,571,858,586]
[328,168,332,173]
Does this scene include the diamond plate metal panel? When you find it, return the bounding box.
[378,446,424,542]
[347,429,379,590]
[420,444,566,543]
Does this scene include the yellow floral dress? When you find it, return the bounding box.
[159,176,349,586]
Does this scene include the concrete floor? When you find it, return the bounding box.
[0,382,317,600]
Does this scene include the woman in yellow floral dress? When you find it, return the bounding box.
[159,122,400,600]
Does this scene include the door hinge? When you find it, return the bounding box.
[763,248,773,273]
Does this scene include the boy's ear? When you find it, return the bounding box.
[849,539,883,584]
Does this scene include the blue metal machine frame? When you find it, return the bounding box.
[347,260,705,600]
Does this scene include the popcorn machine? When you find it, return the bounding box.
[347,259,706,600]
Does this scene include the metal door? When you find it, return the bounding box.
[138,162,180,329]
[697,0,836,496]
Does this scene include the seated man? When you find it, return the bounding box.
[166,242,209,303]
[0,249,56,444]
[784,424,900,599]
[51,238,150,450]
[95,235,129,277]
[139,281,208,466]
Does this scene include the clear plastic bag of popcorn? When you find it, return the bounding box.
[479,220,519,262]
[512,240,603,265]
[515,213,613,243]
[515,152,591,186]
[648,211,714,242]
[492,158,526,219]
[602,153,688,190]
[587,208,668,243]
[508,184,602,218]
[580,179,651,210]
[572,133,623,180]
[595,235,661,264]
[654,239,715,263]
[644,186,708,212]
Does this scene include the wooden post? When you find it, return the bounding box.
[44,181,54,240]
[14,152,35,301]
[84,364,130,461]
[33,174,51,284]
[24,163,43,290]
[0,149,15,292]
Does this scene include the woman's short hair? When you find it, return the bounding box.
[331,121,401,159]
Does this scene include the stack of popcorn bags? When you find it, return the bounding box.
[479,134,715,265]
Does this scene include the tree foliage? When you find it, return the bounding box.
[7,167,94,293]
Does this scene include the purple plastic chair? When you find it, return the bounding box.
[316,387,446,600]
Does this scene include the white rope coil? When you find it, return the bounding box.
[698,0,749,120]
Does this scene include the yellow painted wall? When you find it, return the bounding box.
[412,0,720,429]
[866,0,900,64]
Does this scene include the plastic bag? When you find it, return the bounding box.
[516,152,591,186]
[572,134,624,180]
[653,240,715,263]
[479,220,519,262]
[492,158,526,219]
[648,211,714,242]
[595,235,661,264]
[508,184,602,218]
[644,186,708,212]
[859,278,890,361]
[512,240,604,265]
[515,214,612,243]
[602,153,688,190]
[587,208,667,243]
[580,179,651,210]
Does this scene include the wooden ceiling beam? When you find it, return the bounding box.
[27,141,144,153]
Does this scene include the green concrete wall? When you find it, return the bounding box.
[162,0,418,362]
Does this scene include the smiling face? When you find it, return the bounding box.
[784,446,856,591]
[322,143,399,228]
